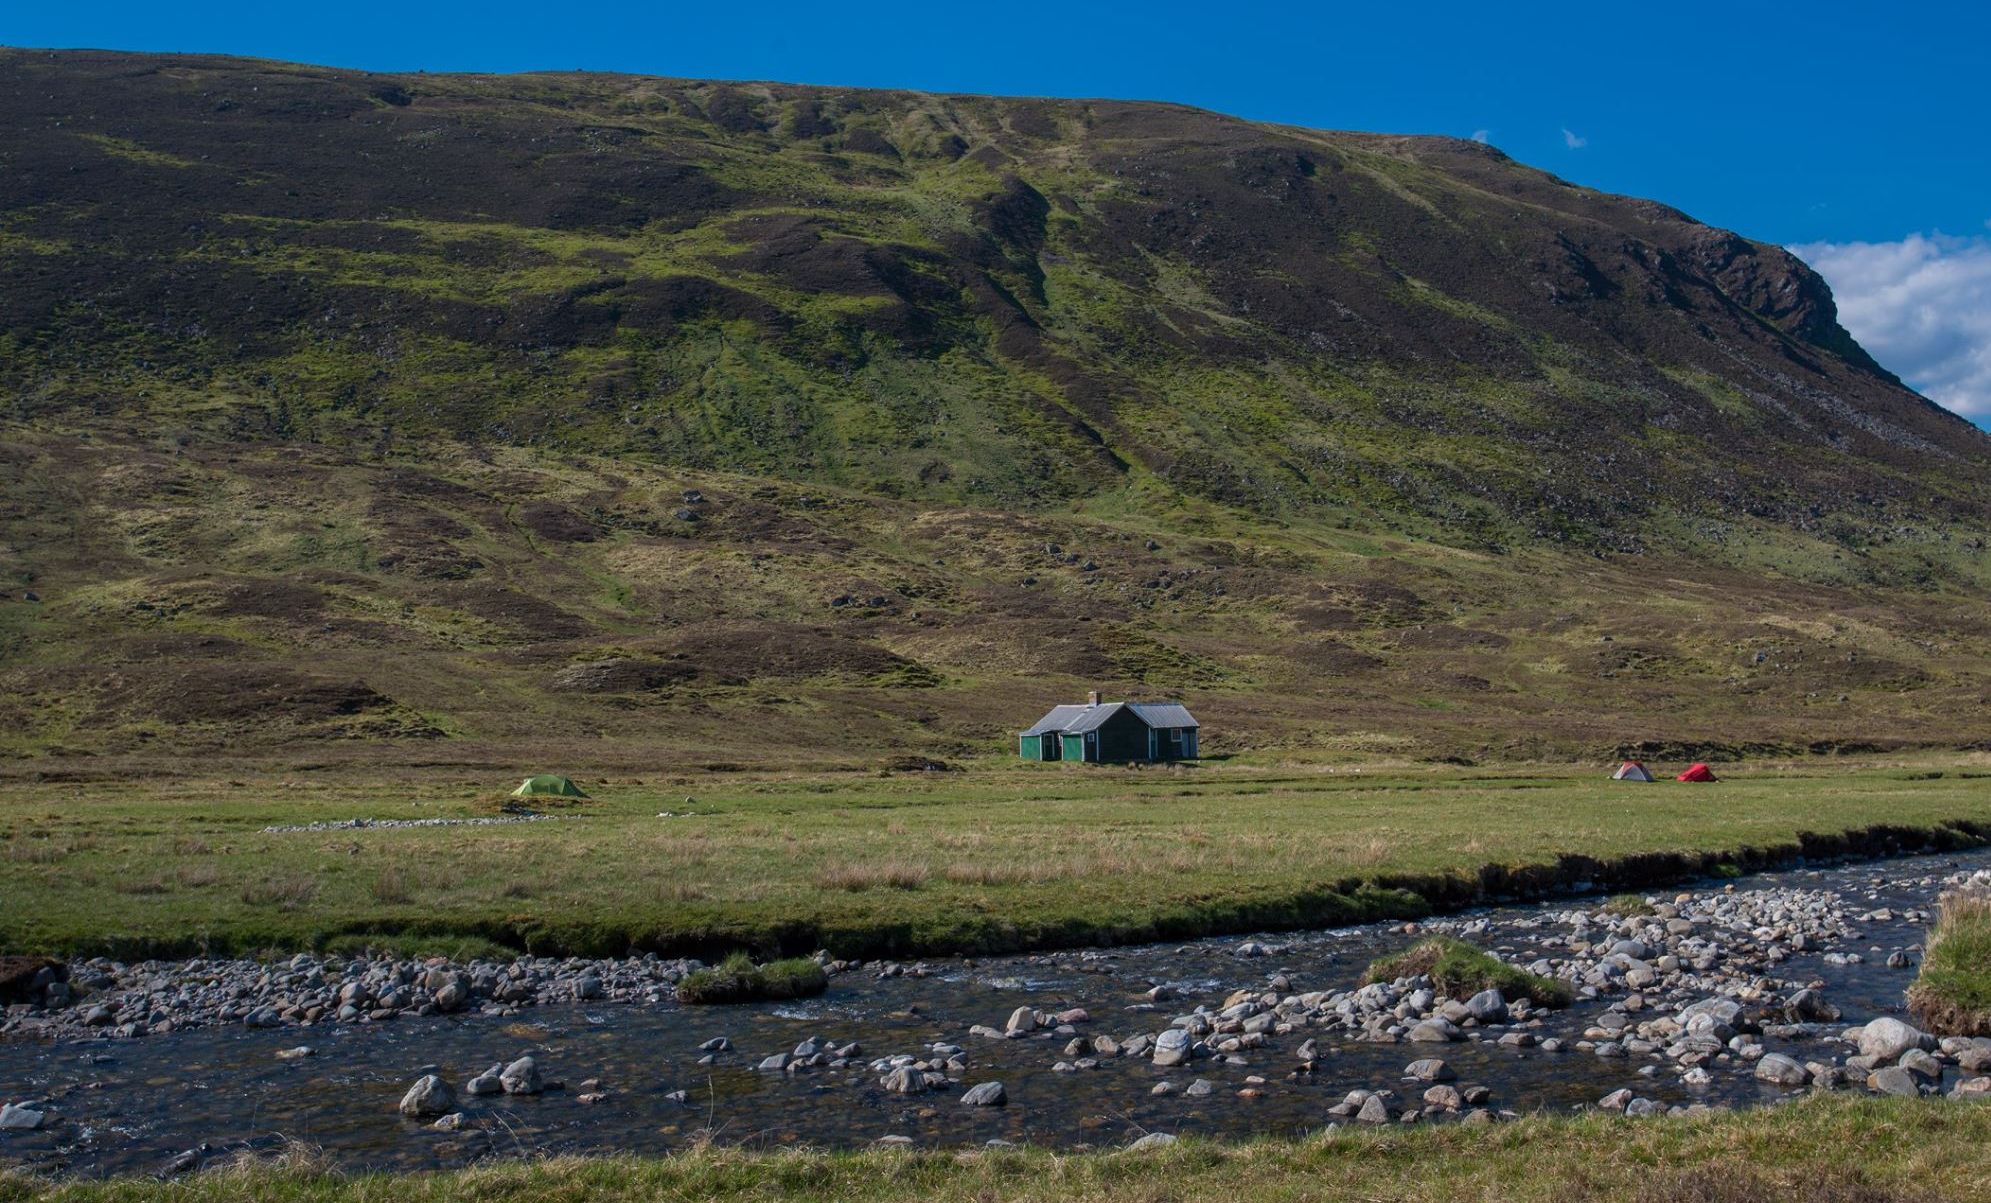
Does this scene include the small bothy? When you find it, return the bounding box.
[1018,693,1199,763]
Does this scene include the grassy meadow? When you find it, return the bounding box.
[3,758,1989,961]
[4,1096,1989,1203]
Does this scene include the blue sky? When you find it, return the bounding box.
[7,0,1990,419]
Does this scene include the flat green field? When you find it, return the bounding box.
[4,1096,1988,1203]
[4,758,1989,960]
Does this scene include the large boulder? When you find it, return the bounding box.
[1408,1018,1461,1043]
[960,1082,1007,1107]
[1678,998,1745,1028]
[1867,1066,1925,1098]
[1464,988,1509,1024]
[1858,1018,1928,1063]
[432,976,470,1013]
[398,1075,456,1117]
[499,1056,543,1096]
[1152,1029,1194,1067]
[1753,1053,1810,1087]
[880,1067,944,1094]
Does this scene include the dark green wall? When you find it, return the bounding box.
[1093,707,1151,762]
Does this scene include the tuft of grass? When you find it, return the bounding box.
[370,866,412,905]
[239,875,319,911]
[675,952,828,1005]
[1908,887,1991,1035]
[1362,935,1572,1008]
[817,860,930,892]
[1602,893,1656,917]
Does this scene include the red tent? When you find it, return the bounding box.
[1677,762,1717,782]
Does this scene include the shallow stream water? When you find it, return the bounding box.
[2,847,1986,1177]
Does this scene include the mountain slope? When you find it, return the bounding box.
[3,50,1984,540]
[1,50,1988,766]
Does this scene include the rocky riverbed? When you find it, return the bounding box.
[1,951,715,1040]
[1,856,1988,1178]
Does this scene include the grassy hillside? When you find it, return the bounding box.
[1,50,1989,765]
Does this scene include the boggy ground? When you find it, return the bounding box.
[2,759,1990,961]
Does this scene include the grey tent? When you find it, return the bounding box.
[1612,761,1655,782]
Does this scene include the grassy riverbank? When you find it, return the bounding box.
[1911,887,1991,1036]
[3,761,1990,961]
[4,1096,1989,1203]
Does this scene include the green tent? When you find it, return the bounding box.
[512,774,588,798]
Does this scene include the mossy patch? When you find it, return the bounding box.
[675,952,829,1004]
[1362,935,1572,1008]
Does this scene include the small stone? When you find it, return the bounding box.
[464,1067,505,1097]
[1185,1078,1214,1097]
[1356,1094,1394,1124]
[1126,1132,1178,1151]
[960,1082,1007,1107]
[0,1103,46,1131]
[1898,1049,1943,1081]
[1405,1059,1454,1082]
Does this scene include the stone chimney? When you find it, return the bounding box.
[1086,690,1101,706]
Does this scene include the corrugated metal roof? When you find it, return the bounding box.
[1062,702,1128,734]
[1020,704,1091,736]
[1129,702,1199,730]
[1020,700,1199,736]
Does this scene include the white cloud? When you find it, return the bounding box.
[1791,233,1991,421]
[1561,128,1586,149]
[1470,129,1491,144]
